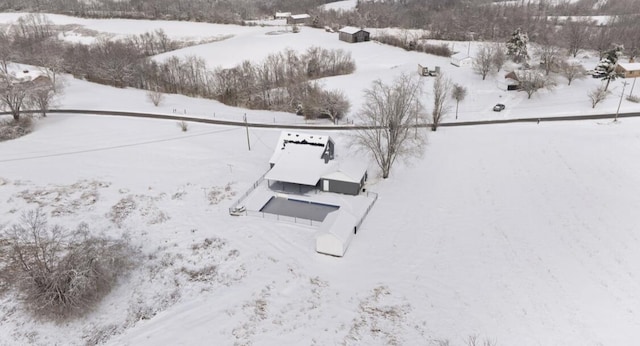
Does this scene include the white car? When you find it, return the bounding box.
[229,205,246,216]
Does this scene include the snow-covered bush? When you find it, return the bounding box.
[0,116,33,141]
[0,209,138,319]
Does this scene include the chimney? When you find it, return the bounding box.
[323,150,330,164]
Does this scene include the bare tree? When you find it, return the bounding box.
[432,73,452,131]
[0,209,137,319]
[36,41,66,93]
[562,19,590,58]
[147,88,165,106]
[0,77,30,121]
[535,37,562,75]
[473,44,494,80]
[558,60,586,85]
[177,120,188,132]
[492,43,506,72]
[588,86,609,108]
[352,74,426,179]
[592,26,613,60]
[451,83,467,120]
[517,70,556,99]
[302,84,350,124]
[0,32,17,74]
[27,78,60,117]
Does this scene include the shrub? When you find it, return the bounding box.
[147,88,164,106]
[627,95,639,103]
[373,33,452,57]
[0,209,137,319]
[177,120,189,132]
[0,116,34,141]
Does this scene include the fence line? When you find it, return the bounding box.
[246,210,320,227]
[228,170,269,215]
[231,178,378,231]
[356,191,378,230]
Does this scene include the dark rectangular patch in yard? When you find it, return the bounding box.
[260,197,339,222]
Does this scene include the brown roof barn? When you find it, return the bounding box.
[339,27,370,43]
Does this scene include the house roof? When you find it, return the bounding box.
[339,26,365,35]
[269,131,332,165]
[316,208,358,257]
[505,69,540,81]
[4,67,46,84]
[451,52,472,60]
[617,62,640,71]
[322,160,367,183]
[265,144,336,186]
[290,14,310,19]
[275,12,291,17]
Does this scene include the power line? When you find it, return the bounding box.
[0,127,241,163]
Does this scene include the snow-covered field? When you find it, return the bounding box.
[1,12,640,346]
[319,0,358,12]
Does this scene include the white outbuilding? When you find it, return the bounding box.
[450,52,473,67]
[315,210,357,257]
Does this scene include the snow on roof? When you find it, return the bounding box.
[290,14,311,19]
[339,26,365,35]
[4,67,45,83]
[451,52,471,60]
[269,131,332,165]
[322,160,367,183]
[617,62,640,71]
[275,12,291,18]
[265,144,336,186]
[316,209,357,257]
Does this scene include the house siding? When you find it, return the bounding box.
[339,30,370,43]
[614,64,640,78]
[322,179,361,195]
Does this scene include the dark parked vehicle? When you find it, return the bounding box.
[493,103,506,112]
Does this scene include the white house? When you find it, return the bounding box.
[450,52,473,67]
[266,131,367,195]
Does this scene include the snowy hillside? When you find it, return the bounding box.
[1,12,640,346]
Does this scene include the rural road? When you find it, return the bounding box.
[4,109,640,130]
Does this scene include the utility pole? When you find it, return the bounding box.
[629,78,636,98]
[244,113,251,151]
[614,81,628,122]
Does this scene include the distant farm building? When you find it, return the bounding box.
[450,53,473,67]
[287,14,311,25]
[265,132,367,196]
[615,62,640,78]
[417,64,440,77]
[338,27,370,43]
[274,11,291,19]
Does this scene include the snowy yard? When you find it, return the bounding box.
[1,10,640,346]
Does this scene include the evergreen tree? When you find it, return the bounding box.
[506,28,529,63]
[595,44,624,91]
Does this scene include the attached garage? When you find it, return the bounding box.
[320,161,368,195]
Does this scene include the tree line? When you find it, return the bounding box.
[1,14,354,122]
[2,0,639,58]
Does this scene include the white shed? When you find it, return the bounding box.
[315,210,357,257]
[451,53,473,67]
